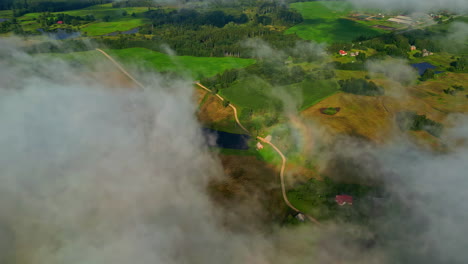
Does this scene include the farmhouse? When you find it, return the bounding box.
[256,142,264,150]
[339,50,347,56]
[294,212,305,222]
[57,21,63,24]
[410,45,416,51]
[336,195,353,206]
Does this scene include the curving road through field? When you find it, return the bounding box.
[97,49,320,225]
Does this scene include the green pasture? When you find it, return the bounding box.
[107,48,256,79]
[17,3,149,35]
[285,1,383,43]
[36,48,255,79]
[284,79,340,110]
[219,76,338,114]
[0,10,13,19]
[81,18,144,36]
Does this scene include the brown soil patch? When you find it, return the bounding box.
[84,71,137,89]
[194,88,207,105]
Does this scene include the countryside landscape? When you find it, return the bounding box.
[0,0,467,263]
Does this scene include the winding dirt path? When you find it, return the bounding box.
[97,49,320,225]
[196,83,321,225]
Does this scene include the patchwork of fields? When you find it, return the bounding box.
[16,4,150,35]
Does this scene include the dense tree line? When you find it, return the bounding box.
[103,23,302,57]
[448,56,467,72]
[34,12,95,27]
[339,78,384,96]
[111,0,156,8]
[145,8,248,28]
[9,0,111,16]
[396,111,443,137]
[420,68,435,81]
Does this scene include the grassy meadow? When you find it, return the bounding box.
[36,47,256,79]
[286,1,383,43]
[107,48,256,79]
[17,3,150,35]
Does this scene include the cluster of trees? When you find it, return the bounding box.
[448,57,467,72]
[396,111,443,137]
[33,12,95,27]
[420,68,435,81]
[253,3,303,26]
[288,176,377,222]
[104,22,301,57]
[339,78,384,96]
[443,85,465,95]
[111,0,156,8]
[331,61,365,71]
[145,9,248,28]
[4,0,111,16]
[0,19,23,34]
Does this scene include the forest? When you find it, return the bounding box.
[2,0,111,16]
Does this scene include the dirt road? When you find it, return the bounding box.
[196,83,321,225]
[97,50,320,225]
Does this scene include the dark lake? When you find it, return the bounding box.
[0,18,8,23]
[104,27,140,36]
[411,62,443,75]
[202,128,250,150]
[37,28,81,40]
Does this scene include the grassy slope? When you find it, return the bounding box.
[107,48,256,79]
[286,1,382,43]
[220,77,338,113]
[284,79,340,110]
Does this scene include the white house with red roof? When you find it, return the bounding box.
[339,50,347,56]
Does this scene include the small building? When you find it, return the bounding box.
[350,52,356,57]
[410,45,416,51]
[57,21,63,24]
[294,212,305,222]
[339,50,347,56]
[256,142,264,150]
[336,195,353,206]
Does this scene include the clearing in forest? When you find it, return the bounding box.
[285,1,382,43]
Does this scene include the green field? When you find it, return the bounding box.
[219,76,339,114]
[81,18,145,36]
[37,48,256,79]
[0,10,13,19]
[107,48,256,78]
[18,4,150,35]
[285,1,383,43]
[285,79,340,110]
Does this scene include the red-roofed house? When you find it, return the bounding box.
[57,21,63,24]
[336,195,353,206]
[339,50,347,56]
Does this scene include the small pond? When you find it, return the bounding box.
[411,62,443,75]
[0,18,8,23]
[202,128,250,150]
[37,28,81,40]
